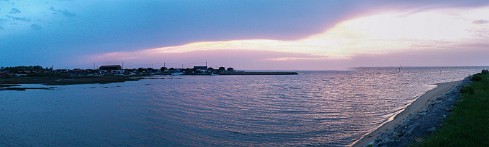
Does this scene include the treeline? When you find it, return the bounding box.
[0,65,52,72]
[0,66,68,78]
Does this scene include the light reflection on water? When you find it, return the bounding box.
[0,67,485,146]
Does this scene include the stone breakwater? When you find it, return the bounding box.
[216,72,298,75]
[370,77,470,146]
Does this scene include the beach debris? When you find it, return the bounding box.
[367,141,374,146]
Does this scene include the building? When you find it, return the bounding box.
[192,66,207,74]
[99,65,124,74]
[193,66,207,71]
[99,65,122,70]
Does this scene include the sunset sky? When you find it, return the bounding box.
[1,0,488,70]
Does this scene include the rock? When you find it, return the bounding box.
[367,141,374,146]
[445,107,452,112]
[415,137,424,142]
[426,127,436,132]
[392,132,403,139]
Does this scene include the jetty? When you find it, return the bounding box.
[217,71,298,75]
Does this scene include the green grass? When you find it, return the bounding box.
[416,72,489,146]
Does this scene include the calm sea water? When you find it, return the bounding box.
[0,67,485,146]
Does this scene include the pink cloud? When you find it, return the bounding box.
[82,6,489,70]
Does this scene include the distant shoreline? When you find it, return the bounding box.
[0,76,140,86]
[0,72,298,90]
[353,80,464,146]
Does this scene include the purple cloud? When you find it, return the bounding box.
[473,19,489,24]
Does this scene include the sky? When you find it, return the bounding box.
[1,0,488,70]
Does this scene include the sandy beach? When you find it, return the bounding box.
[353,80,463,147]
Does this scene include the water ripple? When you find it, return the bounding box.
[0,67,485,146]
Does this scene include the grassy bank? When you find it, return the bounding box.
[418,71,489,146]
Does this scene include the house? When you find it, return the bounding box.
[193,66,207,71]
[99,65,124,74]
[14,73,28,77]
[0,71,10,78]
[54,69,69,73]
[191,66,207,74]
[99,65,122,71]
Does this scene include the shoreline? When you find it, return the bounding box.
[0,76,141,86]
[353,80,464,146]
[0,72,298,88]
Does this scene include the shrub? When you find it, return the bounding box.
[471,74,483,81]
[460,86,474,94]
[482,69,489,74]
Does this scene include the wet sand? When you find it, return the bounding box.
[353,80,462,147]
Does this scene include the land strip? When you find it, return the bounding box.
[0,76,140,86]
[353,79,466,146]
[417,71,489,146]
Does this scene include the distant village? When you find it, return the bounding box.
[0,64,242,78]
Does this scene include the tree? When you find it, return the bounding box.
[207,67,214,72]
[137,68,145,73]
[227,67,234,72]
[219,67,226,72]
